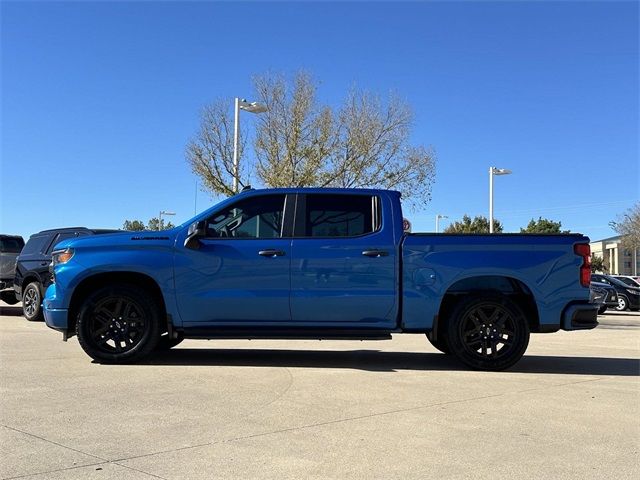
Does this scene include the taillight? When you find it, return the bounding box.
[574,243,591,287]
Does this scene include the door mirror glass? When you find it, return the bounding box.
[184,220,206,249]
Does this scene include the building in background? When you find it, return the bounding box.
[590,235,639,275]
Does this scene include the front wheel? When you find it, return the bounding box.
[76,285,160,363]
[615,296,628,311]
[597,305,608,315]
[447,294,530,371]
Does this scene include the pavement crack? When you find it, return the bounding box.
[0,425,166,480]
[1,424,107,463]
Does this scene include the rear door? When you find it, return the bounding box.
[289,193,398,328]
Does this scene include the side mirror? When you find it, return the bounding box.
[184,220,206,250]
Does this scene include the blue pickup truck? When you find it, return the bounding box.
[43,188,597,370]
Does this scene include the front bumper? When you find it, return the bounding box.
[43,284,69,334]
[561,303,598,330]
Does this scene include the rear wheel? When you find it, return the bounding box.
[615,296,628,311]
[597,305,607,315]
[76,285,160,363]
[23,282,44,321]
[447,293,530,371]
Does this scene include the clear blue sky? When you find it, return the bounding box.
[2,1,638,240]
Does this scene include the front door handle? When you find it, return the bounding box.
[258,249,286,257]
[362,250,389,258]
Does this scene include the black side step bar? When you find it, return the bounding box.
[181,327,394,341]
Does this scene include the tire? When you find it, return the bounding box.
[426,332,451,354]
[76,285,160,363]
[22,282,44,321]
[446,293,530,371]
[155,332,184,351]
[597,305,607,315]
[615,295,628,311]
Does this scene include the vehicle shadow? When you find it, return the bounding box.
[142,348,640,376]
[0,306,23,317]
[604,311,640,317]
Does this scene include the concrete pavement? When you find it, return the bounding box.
[1,304,638,479]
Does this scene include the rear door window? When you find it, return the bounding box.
[302,194,379,238]
[21,235,52,255]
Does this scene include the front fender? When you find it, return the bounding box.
[46,245,182,326]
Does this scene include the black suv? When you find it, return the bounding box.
[15,228,119,321]
[590,274,640,312]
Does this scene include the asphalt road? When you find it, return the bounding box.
[1,304,638,480]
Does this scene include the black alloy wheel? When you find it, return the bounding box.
[447,294,530,371]
[23,282,44,321]
[77,285,160,363]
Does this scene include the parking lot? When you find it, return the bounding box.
[1,303,638,480]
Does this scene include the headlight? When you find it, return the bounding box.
[52,248,75,266]
[626,289,640,296]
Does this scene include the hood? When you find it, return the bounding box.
[590,281,615,291]
[53,228,179,251]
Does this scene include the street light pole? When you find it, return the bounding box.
[435,214,448,233]
[232,97,240,194]
[489,168,494,233]
[232,97,268,194]
[159,210,176,231]
[488,166,512,233]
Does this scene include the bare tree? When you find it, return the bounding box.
[253,72,335,188]
[610,202,640,250]
[186,100,247,196]
[326,89,435,208]
[187,71,436,206]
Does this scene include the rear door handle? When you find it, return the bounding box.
[362,250,389,258]
[258,249,286,257]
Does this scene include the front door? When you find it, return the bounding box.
[175,193,293,326]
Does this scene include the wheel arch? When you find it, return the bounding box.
[22,274,43,292]
[434,275,540,340]
[67,271,168,336]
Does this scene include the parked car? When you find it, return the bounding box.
[14,228,119,321]
[43,188,598,371]
[611,275,640,288]
[0,234,25,292]
[590,274,640,311]
[590,281,618,315]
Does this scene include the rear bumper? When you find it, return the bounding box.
[561,304,598,330]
